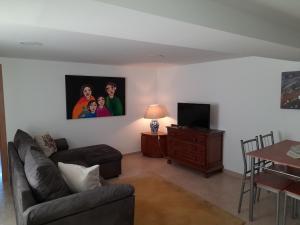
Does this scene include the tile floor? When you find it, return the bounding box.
[0,153,299,225]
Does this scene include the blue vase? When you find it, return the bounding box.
[150,119,159,134]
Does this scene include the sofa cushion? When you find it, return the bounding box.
[14,129,34,148]
[18,142,37,163]
[50,144,122,166]
[24,148,70,202]
[54,138,69,151]
[8,142,36,225]
[58,162,102,193]
[14,129,35,162]
[84,145,122,165]
[35,134,57,157]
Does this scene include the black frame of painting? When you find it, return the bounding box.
[65,75,126,119]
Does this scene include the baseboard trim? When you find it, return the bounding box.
[223,169,242,178]
[123,151,142,156]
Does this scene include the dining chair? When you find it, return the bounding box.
[283,182,300,225]
[259,131,276,167]
[238,137,260,214]
[259,131,275,148]
[257,131,276,200]
[238,136,294,225]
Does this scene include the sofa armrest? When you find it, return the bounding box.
[54,138,69,151]
[23,184,134,225]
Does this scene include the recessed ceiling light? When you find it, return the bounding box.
[19,41,43,46]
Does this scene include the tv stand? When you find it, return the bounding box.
[166,126,224,177]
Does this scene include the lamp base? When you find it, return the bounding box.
[150,119,159,134]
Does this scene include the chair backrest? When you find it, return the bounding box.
[259,131,275,149]
[240,136,260,175]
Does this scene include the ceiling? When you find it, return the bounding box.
[0,0,299,65]
[0,24,238,65]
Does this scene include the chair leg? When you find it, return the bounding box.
[276,192,281,225]
[257,187,261,202]
[253,186,256,204]
[292,199,298,219]
[238,176,246,213]
[282,194,287,225]
[295,199,298,218]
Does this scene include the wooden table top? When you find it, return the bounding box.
[247,140,300,169]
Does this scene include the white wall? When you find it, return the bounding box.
[2,56,300,173]
[1,58,157,154]
[157,57,300,173]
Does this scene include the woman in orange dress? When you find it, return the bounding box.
[72,84,95,119]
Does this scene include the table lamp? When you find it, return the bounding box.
[144,104,167,134]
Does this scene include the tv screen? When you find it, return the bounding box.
[177,103,210,129]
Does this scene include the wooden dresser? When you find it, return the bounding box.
[167,126,224,177]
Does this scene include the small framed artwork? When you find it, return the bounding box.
[281,71,300,109]
[65,75,125,119]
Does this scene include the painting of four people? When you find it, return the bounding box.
[65,75,125,119]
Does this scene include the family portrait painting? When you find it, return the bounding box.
[65,75,126,119]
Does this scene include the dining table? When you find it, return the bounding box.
[246,140,300,222]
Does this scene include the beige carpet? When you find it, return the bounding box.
[117,175,244,225]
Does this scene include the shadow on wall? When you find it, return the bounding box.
[158,116,177,133]
[210,104,219,129]
[278,131,288,142]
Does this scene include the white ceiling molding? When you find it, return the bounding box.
[0,0,299,65]
[98,0,300,48]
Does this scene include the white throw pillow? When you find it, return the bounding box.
[34,133,57,157]
[58,162,101,193]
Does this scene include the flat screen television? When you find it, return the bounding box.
[177,103,210,129]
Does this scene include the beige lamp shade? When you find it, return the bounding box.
[144,104,167,119]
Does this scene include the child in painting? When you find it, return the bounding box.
[80,100,97,118]
[96,96,111,117]
[105,82,123,116]
[72,84,95,119]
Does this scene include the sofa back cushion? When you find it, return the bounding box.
[18,141,37,163]
[8,142,36,225]
[24,147,71,202]
[14,129,35,162]
[14,129,34,149]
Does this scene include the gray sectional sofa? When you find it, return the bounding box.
[8,130,135,225]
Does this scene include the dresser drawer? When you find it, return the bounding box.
[167,139,205,165]
[168,129,206,144]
